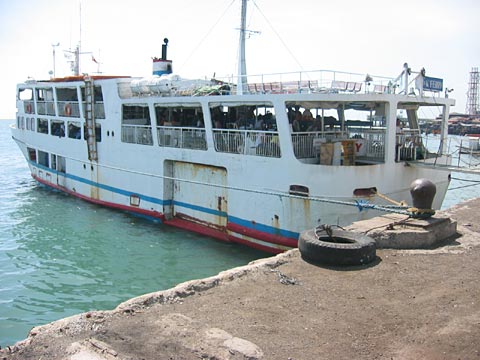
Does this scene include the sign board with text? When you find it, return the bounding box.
[422,76,443,92]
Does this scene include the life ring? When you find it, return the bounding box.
[26,104,32,113]
[64,103,72,116]
[298,226,376,266]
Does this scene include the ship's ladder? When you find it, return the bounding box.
[84,76,98,161]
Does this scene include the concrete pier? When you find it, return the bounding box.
[2,198,480,360]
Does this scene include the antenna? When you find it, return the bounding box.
[51,42,60,78]
[79,0,82,73]
[63,1,94,76]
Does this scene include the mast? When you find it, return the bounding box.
[237,0,247,95]
[78,1,82,75]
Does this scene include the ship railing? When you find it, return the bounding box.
[348,128,386,162]
[396,129,424,161]
[36,101,56,116]
[24,101,35,114]
[219,69,394,95]
[57,101,80,118]
[213,129,281,158]
[292,131,348,159]
[291,128,389,163]
[230,66,445,97]
[82,102,106,119]
[157,126,207,150]
[121,125,153,145]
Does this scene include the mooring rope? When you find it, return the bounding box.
[160,174,416,216]
[24,145,418,218]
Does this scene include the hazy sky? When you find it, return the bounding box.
[1,0,479,119]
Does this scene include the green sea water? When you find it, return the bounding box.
[0,120,267,346]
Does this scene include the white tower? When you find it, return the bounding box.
[466,67,479,115]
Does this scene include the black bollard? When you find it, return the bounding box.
[410,178,436,217]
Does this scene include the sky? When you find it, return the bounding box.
[0,0,479,119]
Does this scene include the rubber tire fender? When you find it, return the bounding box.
[298,228,376,266]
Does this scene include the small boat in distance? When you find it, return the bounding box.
[458,135,480,155]
[11,0,454,253]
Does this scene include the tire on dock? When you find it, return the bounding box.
[298,227,376,266]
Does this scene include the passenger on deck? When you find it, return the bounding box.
[211,107,224,129]
[254,115,264,130]
[287,107,296,123]
[307,117,322,131]
[302,108,313,121]
[292,111,302,132]
[396,118,404,161]
[396,118,403,134]
[157,111,167,126]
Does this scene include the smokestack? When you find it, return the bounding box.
[162,38,169,60]
[152,38,173,76]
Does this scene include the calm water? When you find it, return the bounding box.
[1,121,479,346]
[0,120,267,346]
[423,134,480,209]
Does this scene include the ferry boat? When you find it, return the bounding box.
[11,1,455,253]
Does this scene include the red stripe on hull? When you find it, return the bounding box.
[228,235,286,254]
[227,222,298,248]
[163,218,230,242]
[33,175,165,221]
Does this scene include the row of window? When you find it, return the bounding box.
[17,100,393,163]
[120,103,280,157]
[28,147,66,173]
[19,86,103,103]
[19,86,105,118]
[121,103,277,131]
[17,116,102,142]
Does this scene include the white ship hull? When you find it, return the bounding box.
[12,71,454,253]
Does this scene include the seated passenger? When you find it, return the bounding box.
[254,115,264,130]
[307,117,322,131]
[292,111,302,132]
[302,108,313,121]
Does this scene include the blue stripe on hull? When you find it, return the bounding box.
[30,162,299,239]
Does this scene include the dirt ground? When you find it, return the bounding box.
[2,198,480,360]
